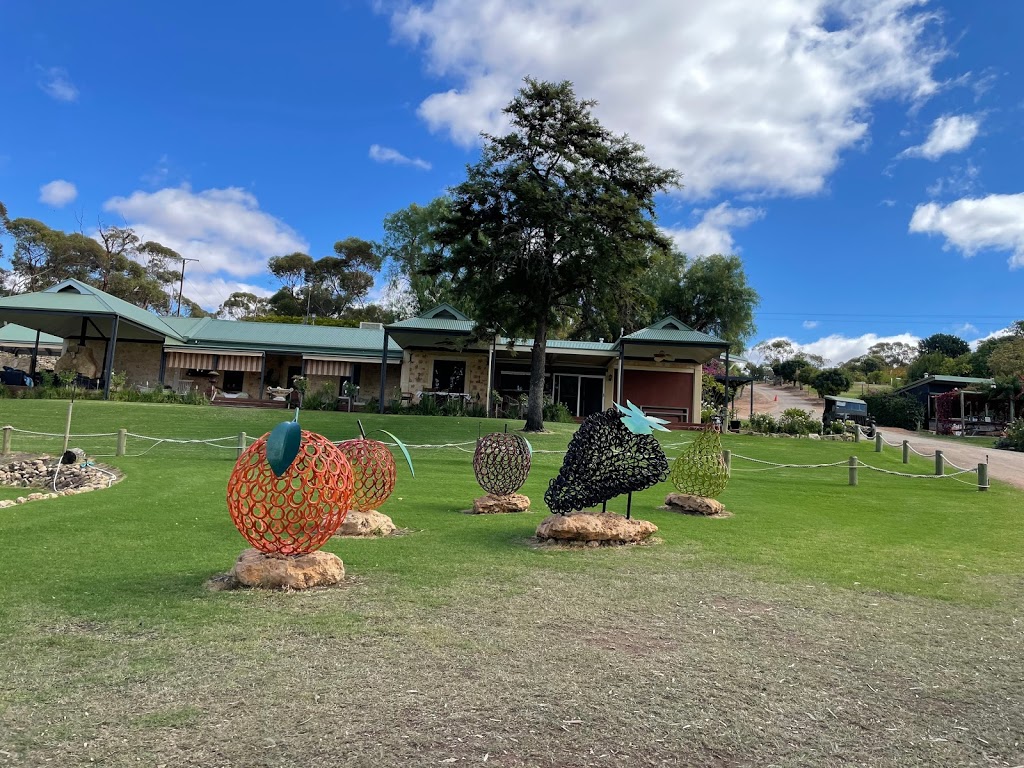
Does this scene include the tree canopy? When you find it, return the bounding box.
[918,333,970,359]
[812,368,853,398]
[429,78,680,430]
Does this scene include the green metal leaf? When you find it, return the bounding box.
[374,429,415,478]
[266,420,302,477]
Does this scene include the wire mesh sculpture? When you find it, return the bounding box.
[544,406,669,517]
[227,430,354,555]
[473,432,532,496]
[669,425,729,498]
[337,438,397,512]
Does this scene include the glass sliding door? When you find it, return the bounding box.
[554,373,605,417]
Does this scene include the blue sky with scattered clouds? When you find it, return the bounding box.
[1,1,1022,362]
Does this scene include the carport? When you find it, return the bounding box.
[0,279,182,399]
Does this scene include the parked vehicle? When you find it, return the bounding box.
[823,395,874,435]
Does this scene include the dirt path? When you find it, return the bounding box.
[753,384,1024,490]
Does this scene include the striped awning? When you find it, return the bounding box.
[218,354,262,373]
[303,355,354,377]
[164,349,263,372]
[165,350,215,370]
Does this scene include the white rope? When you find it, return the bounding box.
[908,444,936,458]
[880,435,903,448]
[730,454,849,470]
[942,457,979,472]
[855,460,977,479]
[3,426,119,438]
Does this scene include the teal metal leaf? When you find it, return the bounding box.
[375,429,415,478]
[522,436,533,456]
[266,420,302,477]
[615,400,671,435]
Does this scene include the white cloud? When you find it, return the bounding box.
[952,322,978,337]
[902,114,981,159]
[391,0,945,198]
[909,193,1024,268]
[103,185,308,279]
[180,277,274,312]
[38,179,78,207]
[663,203,764,256]
[803,320,820,329]
[369,144,432,170]
[37,66,79,102]
[791,332,921,364]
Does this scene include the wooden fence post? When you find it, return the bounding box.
[237,432,247,458]
[977,463,989,491]
[934,450,944,476]
[854,427,861,443]
[902,440,909,464]
[874,432,883,452]
[848,456,858,486]
[722,449,731,473]
[116,429,127,457]
[1,426,10,456]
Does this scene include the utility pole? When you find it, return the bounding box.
[176,258,200,316]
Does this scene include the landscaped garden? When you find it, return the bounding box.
[1,400,1022,767]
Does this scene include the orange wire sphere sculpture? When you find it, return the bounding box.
[337,438,397,512]
[227,430,354,555]
[473,432,532,496]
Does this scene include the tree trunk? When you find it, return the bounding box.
[525,317,548,431]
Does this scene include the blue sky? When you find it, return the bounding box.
[1,1,1022,362]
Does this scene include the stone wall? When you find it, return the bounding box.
[82,340,163,387]
[401,351,489,404]
[359,362,401,404]
[0,353,59,373]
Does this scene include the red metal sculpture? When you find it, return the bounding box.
[337,438,397,512]
[473,432,532,496]
[227,430,354,555]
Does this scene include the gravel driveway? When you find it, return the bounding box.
[756,384,1024,490]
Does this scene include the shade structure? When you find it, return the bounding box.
[302,355,354,377]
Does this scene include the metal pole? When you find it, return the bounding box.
[934,450,944,476]
[378,330,389,414]
[486,335,495,419]
[977,463,989,491]
[902,440,909,464]
[749,377,754,418]
[102,315,120,401]
[257,353,267,401]
[848,456,858,486]
[724,349,731,424]
[616,339,625,403]
[176,258,200,316]
[29,329,40,378]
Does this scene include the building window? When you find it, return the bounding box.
[432,360,465,393]
[222,370,245,392]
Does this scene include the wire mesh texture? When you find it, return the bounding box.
[227,430,354,555]
[669,426,730,498]
[337,438,397,512]
[473,432,532,496]
[544,407,669,515]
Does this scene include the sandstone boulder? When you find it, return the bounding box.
[471,493,531,514]
[336,509,397,537]
[535,511,657,544]
[663,493,729,517]
[230,548,345,589]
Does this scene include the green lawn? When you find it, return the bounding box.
[1,400,1022,767]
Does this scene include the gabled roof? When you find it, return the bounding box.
[897,374,995,393]
[0,323,63,347]
[386,304,477,334]
[0,279,184,341]
[163,317,402,359]
[624,316,728,346]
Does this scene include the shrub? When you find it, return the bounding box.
[302,382,339,411]
[542,397,575,423]
[777,408,821,435]
[995,418,1024,452]
[862,392,924,430]
[747,412,777,433]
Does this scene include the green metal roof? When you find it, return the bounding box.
[0,279,185,341]
[624,316,728,346]
[0,323,63,346]
[163,317,402,359]
[897,374,995,392]
[499,336,618,352]
[386,303,477,333]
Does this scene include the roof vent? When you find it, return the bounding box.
[359,322,384,330]
[57,285,84,294]
[662,321,682,330]
[434,309,457,320]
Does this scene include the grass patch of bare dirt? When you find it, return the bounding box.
[3,557,1022,768]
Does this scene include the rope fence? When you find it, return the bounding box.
[0,421,991,491]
